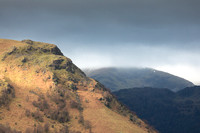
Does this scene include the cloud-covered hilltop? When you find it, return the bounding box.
[84,67,194,92]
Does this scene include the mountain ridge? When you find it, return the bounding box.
[0,39,155,133]
[84,67,194,92]
[114,86,200,133]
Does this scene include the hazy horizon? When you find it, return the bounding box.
[80,66,199,85]
[1,0,200,84]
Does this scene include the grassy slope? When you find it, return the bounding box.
[0,39,27,55]
[0,39,154,133]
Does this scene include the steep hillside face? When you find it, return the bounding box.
[0,39,155,133]
[84,67,194,92]
[114,86,200,133]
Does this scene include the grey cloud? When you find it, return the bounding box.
[0,0,200,46]
[0,0,200,83]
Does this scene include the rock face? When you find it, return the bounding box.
[0,39,155,133]
[21,39,63,55]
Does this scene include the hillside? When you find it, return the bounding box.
[84,67,194,92]
[0,39,155,133]
[114,86,200,133]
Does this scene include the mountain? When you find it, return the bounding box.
[84,67,194,92]
[113,86,200,133]
[0,39,155,133]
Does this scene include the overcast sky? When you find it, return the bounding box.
[0,0,200,84]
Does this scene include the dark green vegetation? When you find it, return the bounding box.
[114,86,200,133]
[84,67,194,92]
[0,80,15,107]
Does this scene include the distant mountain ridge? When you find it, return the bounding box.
[84,67,194,92]
[114,86,200,133]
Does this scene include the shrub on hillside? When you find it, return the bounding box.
[0,83,15,107]
[84,120,92,130]
[70,131,81,133]
[70,100,80,109]
[78,115,84,125]
[0,124,21,133]
[47,107,70,123]
[44,123,50,133]
[25,128,33,133]
[60,125,69,133]
[32,110,44,122]
[33,124,44,133]
[25,109,31,117]
[25,123,50,133]
[32,98,49,111]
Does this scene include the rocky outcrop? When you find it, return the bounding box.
[21,39,63,56]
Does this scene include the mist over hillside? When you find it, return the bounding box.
[84,67,194,92]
